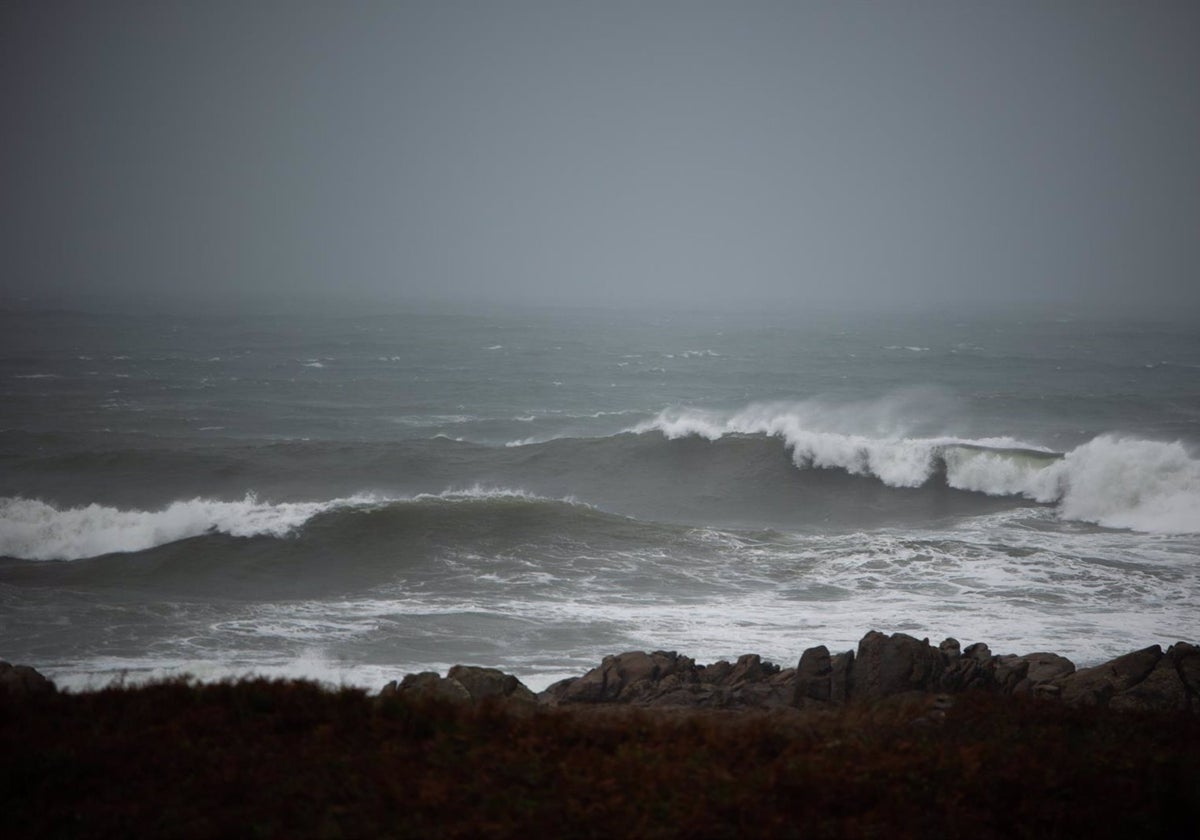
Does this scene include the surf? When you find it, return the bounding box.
[631,402,1200,534]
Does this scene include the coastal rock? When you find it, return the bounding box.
[727,653,779,686]
[993,655,1030,693]
[546,651,696,705]
[829,650,854,704]
[795,645,832,703]
[447,665,537,706]
[1011,653,1075,696]
[394,672,472,705]
[963,642,992,662]
[1109,654,1189,713]
[793,646,854,706]
[939,654,997,693]
[849,631,946,701]
[1057,645,1162,707]
[1172,643,1200,709]
[0,662,56,697]
[695,660,734,685]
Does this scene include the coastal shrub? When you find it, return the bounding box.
[1,681,1197,838]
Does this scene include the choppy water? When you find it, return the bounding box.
[1,304,1197,691]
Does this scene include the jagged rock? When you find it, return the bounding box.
[796,645,832,703]
[1011,653,1075,695]
[1057,645,1162,707]
[0,662,56,697]
[829,650,854,704]
[850,632,946,701]
[963,642,992,662]
[696,660,734,684]
[1109,655,1189,712]
[395,672,472,705]
[939,638,961,662]
[940,657,994,693]
[1172,643,1200,711]
[727,653,779,686]
[548,651,695,705]
[993,655,1030,693]
[447,665,537,706]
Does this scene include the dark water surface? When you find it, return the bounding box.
[2,305,1198,690]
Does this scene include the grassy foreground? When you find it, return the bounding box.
[3,678,1198,838]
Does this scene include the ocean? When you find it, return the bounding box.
[2,303,1198,692]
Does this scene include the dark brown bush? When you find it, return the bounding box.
[2,680,1197,838]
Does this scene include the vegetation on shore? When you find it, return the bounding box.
[3,678,1198,838]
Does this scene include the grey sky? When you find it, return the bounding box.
[2,1,1197,313]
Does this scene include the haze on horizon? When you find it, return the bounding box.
[2,1,1198,317]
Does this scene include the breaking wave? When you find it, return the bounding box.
[632,404,1200,534]
[0,487,582,562]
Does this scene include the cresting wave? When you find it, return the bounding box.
[631,404,1200,534]
[0,487,580,562]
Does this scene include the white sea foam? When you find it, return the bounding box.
[633,402,1200,534]
[0,493,380,562]
[0,487,582,562]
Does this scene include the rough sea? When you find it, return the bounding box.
[2,304,1198,692]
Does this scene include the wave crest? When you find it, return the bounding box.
[632,404,1200,534]
[0,487,588,562]
[0,493,380,562]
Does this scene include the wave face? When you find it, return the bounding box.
[0,493,381,561]
[633,403,1200,534]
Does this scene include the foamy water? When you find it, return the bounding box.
[2,306,1197,692]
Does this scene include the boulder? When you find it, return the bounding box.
[548,651,696,705]
[0,662,56,697]
[829,650,854,704]
[727,653,779,686]
[1057,645,1162,707]
[695,660,734,685]
[446,665,537,706]
[795,645,832,703]
[993,655,1030,693]
[1171,642,1200,708]
[849,632,946,701]
[939,656,997,693]
[1011,653,1075,696]
[1109,655,1189,713]
[394,672,472,705]
[963,642,992,662]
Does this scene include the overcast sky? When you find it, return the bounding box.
[2,1,1197,313]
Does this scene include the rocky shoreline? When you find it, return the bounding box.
[5,634,1200,837]
[382,630,1200,715]
[7,630,1199,715]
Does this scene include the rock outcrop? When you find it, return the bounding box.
[380,632,1200,715]
[0,662,56,698]
[540,651,795,709]
[380,665,538,710]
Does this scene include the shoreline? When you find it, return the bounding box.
[4,637,1199,838]
[9,630,1199,714]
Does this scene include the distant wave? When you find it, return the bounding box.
[0,493,373,561]
[631,403,1200,534]
[0,487,588,562]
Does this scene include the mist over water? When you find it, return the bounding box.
[1,306,1197,691]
